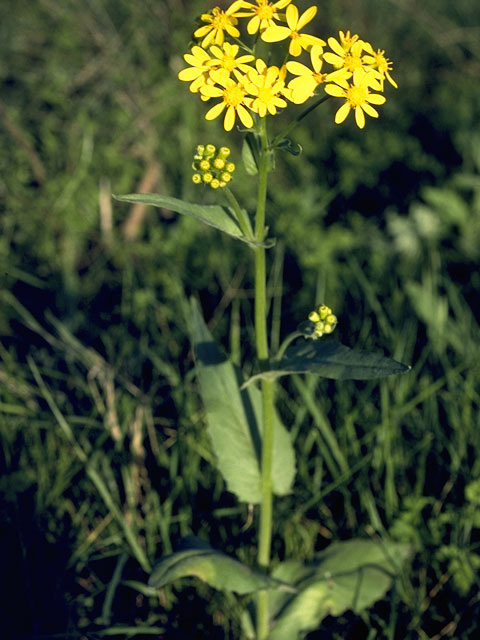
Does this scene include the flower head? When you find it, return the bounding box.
[208,41,255,79]
[246,59,288,117]
[192,143,236,188]
[200,70,254,131]
[324,69,386,129]
[323,32,372,75]
[286,44,350,104]
[307,304,338,339]
[194,1,244,48]
[235,0,292,35]
[261,4,326,57]
[362,43,398,89]
[178,46,215,93]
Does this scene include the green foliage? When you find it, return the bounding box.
[115,192,249,243]
[190,298,295,504]
[149,536,288,594]
[245,339,410,385]
[267,540,411,640]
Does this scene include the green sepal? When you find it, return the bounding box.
[190,299,295,504]
[242,340,410,387]
[114,192,273,248]
[266,539,411,640]
[149,536,294,595]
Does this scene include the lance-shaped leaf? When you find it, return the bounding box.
[267,539,411,640]
[243,340,410,387]
[114,192,260,245]
[149,536,291,594]
[190,299,295,504]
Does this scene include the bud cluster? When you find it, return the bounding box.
[307,304,338,339]
[192,144,236,189]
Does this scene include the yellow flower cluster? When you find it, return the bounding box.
[178,2,397,130]
[192,144,236,189]
[308,304,337,339]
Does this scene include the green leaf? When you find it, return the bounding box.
[267,539,411,640]
[190,299,295,504]
[243,340,410,386]
[242,132,275,176]
[114,192,248,242]
[242,132,259,175]
[149,536,290,594]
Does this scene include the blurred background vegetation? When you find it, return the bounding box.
[1,0,480,638]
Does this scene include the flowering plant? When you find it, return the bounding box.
[117,2,410,638]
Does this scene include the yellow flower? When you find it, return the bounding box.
[235,0,292,35]
[208,41,255,78]
[324,69,386,129]
[200,70,254,131]
[261,4,326,57]
[362,43,398,89]
[323,32,370,74]
[194,1,244,48]
[286,44,350,104]
[178,46,214,93]
[246,59,288,117]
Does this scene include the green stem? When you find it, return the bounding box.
[254,116,275,640]
[271,94,331,149]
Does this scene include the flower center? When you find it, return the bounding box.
[346,85,368,106]
[257,5,275,20]
[343,54,363,73]
[222,55,236,71]
[224,84,245,107]
[313,72,326,85]
[290,31,299,40]
[211,8,234,29]
[258,86,275,104]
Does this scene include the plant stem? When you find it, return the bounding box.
[254,116,275,640]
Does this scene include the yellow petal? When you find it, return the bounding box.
[365,93,386,105]
[285,4,299,29]
[327,37,345,58]
[289,39,302,57]
[247,15,260,34]
[224,106,236,131]
[261,25,291,42]
[297,5,317,31]
[237,104,254,128]
[205,102,226,121]
[354,106,365,128]
[286,61,311,76]
[335,102,351,124]
[362,103,379,118]
[178,67,204,81]
[324,83,345,98]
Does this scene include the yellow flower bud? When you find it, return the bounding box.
[192,173,202,184]
[220,171,232,183]
[200,159,211,171]
[213,157,226,170]
[203,172,213,183]
[205,143,216,155]
[210,178,220,189]
[219,146,231,158]
[225,162,235,173]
